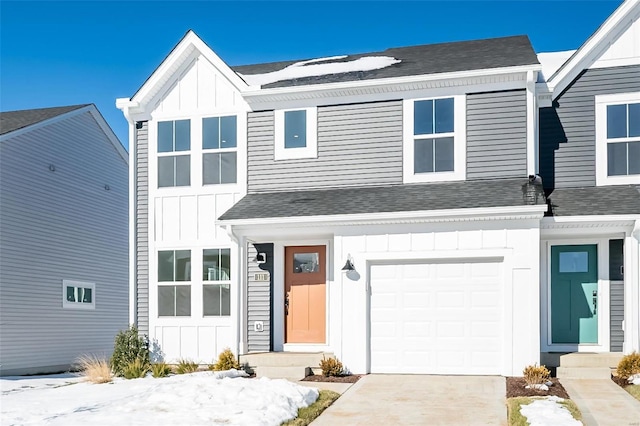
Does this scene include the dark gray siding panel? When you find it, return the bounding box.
[136,122,149,335]
[246,243,273,352]
[466,90,528,179]
[610,239,624,352]
[539,65,640,189]
[0,111,129,375]
[247,101,403,193]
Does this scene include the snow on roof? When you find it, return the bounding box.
[239,55,401,86]
[537,50,576,82]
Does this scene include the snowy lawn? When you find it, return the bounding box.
[507,396,582,426]
[1,370,318,426]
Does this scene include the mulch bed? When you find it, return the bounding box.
[611,375,629,388]
[301,374,362,383]
[506,377,570,399]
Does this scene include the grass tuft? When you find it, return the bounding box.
[209,348,240,371]
[151,362,172,378]
[623,384,640,401]
[76,354,112,384]
[122,357,150,379]
[506,396,582,426]
[175,359,199,374]
[282,390,340,426]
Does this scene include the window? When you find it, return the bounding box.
[157,120,190,187]
[274,107,317,160]
[203,249,231,316]
[158,250,191,317]
[203,116,237,185]
[595,92,640,186]
[403,96,465,183]
[62,280,95,310]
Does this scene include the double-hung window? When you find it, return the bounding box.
[403,96,465,183]
[203,248,231,316]
[595,92,640,185]
[203,116,237,185]
[274,107,317,160]
[157,250,191,317]
[157,120,190,187]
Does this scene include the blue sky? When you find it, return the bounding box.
[1,1,622,149]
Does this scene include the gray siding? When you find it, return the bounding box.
[466,90,527,179]
[540,65,640,189]
[247,101,403,192]
[135,122,149,336]
[0,111,129,375]
[246,243,273,352]
[610,239,624,352]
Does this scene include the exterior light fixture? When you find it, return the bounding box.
[341,255,355,272]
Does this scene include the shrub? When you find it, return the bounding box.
[111,325,150,377]
[319,356,344,377]
[522,363,550,386]
[122,358,150,379]
[616,352,640,379]
[175,358,199,374]
[209,348,240,371]
[76,354,112,384]
[151,362,172,378]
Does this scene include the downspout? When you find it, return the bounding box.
[526,70,539,175]
[631,221,640,352]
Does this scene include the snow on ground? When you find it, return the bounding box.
[240,56,401,86]
[1,370,318,426]
[520,396,581,426]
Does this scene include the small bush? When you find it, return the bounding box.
[617,352,640,379]
[522,363,550,386]
[122,358,150,379]
[76,354,112,384]
[151,362,172,378]
[111,325,150,377]
[209,348,240,371]
[175,358,199,374]
[319,356,344,377]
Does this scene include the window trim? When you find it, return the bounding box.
[595,92,640,186]
[274,107,317,160]
[62,280,95,310]
[403,95,466,183]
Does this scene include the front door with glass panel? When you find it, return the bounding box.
[551,245,598,344]
[284,246,326,343]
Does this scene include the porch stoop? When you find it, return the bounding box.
[239,352,334,381]
[556,353,623,379]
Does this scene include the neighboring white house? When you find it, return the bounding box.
[118,0,640,377]
[0,104,129,376]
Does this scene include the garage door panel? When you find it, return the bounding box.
[370,261,503,375]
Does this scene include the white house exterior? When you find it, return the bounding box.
[118,0,640,377]
[0,104,129,375]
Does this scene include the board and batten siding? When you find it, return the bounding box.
[246,243,274,352]
[466,90,527,179]
[0,111,129,375]
[247,101,404,192]
[135,121,149,335]
[539,65,640,189]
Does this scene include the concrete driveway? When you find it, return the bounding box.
[311,375,506,425]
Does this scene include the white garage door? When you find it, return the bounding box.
[370,261,503,375]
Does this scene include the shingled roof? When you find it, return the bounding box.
[232,35,539,89]
[547,185,640,216]
[0,104,89,136]
[219,178,545,222]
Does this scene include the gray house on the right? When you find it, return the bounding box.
[536,0,639,368]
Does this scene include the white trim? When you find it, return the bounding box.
[540,238,611,353]
[526,71,538,175]
[62,280,96,310]
[402,95,466,183]
[594,92,640,186]
[274,107,318,160]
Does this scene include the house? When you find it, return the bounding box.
[0,104,129,376]
[117,0,639,377]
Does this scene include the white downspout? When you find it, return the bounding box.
[526,70,539,175]
[627,221,640,353]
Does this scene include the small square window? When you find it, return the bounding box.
[274,108,317,160]
[158,285,191,317]
[203,284,231,316]
[203,248,231,281]
[62,280,95,310]
[158,250,191,282]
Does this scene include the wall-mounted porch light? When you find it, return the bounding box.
[341,254,355,272]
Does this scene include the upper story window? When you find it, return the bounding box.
[158,250,191,317]
[203,248,231,316]
[203,116,237,185]
[595,93,640,186]
[274,107,317,160]
[62,280,95,310]
[403,95,465,183]
[158,120,190,187]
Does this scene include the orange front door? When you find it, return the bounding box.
[285,245,326,343]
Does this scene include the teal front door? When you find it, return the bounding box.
[551,245,598,344]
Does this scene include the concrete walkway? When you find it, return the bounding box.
[311,375,506,425]
[561,379,640,426]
